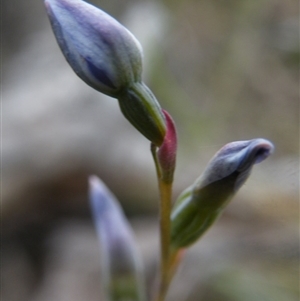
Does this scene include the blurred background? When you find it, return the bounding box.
[2,0,299,300]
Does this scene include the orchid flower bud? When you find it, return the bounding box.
[44,0,166,145]
[171,139,274,249]
[44,0,142,96]
[89,176,146,301]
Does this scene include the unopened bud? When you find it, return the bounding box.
[171,139,274,249]
[89,176,146,301]
[44,0,142,96]
[44,0,166,145]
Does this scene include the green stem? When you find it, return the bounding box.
[151,144,173,301]
[152,248,184,301]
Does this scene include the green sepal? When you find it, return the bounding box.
[170,173,236,249]
[118,82,166,146]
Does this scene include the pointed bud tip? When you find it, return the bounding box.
[88,175,116,213]
[89,175,103,191]
[89,174,100,184]
[250,139,274,164]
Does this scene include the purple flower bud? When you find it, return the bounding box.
[171,139,274,249]
[195,138,275,193]
[44,0,166,145]
[44,0,142,96]
[89,176,146,301]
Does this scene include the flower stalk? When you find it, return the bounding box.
[151,110,177,301]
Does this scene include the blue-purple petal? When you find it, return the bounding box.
[85,57,116,90]
[44,0,143,96]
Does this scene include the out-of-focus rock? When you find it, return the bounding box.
[30,221,103,301]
